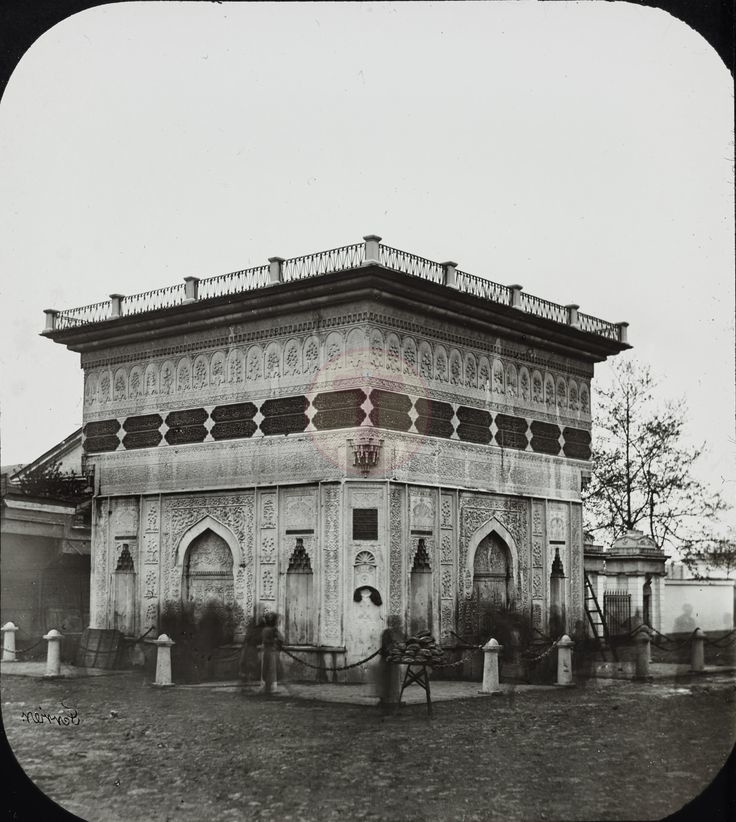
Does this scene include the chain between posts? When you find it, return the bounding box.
[628,625,697,652]
[11,638,46,657]
[524,643,557,665]
[703,628,736,648]
[279,646,383,672]
[279,645,484,672]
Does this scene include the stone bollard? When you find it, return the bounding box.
[690,628,705,673]
[634,629,652,680]
[480,638,503,694]
[555,635,575,686]
[153,634,175,687]
[2,622,19,662]
[43,629,63,678]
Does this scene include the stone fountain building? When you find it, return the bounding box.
[43,235,629,669]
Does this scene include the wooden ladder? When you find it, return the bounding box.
[584,574,618,662]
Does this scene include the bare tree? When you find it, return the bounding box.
[583,359,728,550]
[679,535,736,579]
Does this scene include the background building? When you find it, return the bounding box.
[1,429,91,656]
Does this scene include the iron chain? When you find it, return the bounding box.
[11,638,46,657]
[278,645,383,672]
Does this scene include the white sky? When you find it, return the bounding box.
[0,2,733,525]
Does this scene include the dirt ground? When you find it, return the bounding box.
[2,672,735,822]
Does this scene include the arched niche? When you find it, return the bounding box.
[409,538,433,636]
[175,516,243,570]
[465,516,519,599]
[285,538,314,645]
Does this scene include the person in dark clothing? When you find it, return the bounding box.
[377,615,403,713]
[239,616,264,683]
[260,612,283,695]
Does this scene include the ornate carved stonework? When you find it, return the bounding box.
[459,495,530,607]
[83,311,592,441]
[260,535,276,563]
[261,496,276,529]
[532,501,544,537]
[441,567,453,599]
[441,496,453,529]
[570,503,583,617]
[261,568,275,600]
[389,486,403,617]
[160,493,254,631]
[321,486,341,642]
[440,533,453,564]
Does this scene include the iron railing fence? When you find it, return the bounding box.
[519,292,568,324]
[577,312,620,340]
[47,241,625,343]
[120,283,187,317]
[281,243,364,281]
[603,591,632,637]
[379,245,445,284]
[198,265,270,300]
[455,269,511,304]
[56,301,110,330]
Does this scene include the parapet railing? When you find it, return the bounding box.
[519,292,568,325]
[55,300,110,330]
[44,234,629,344]
[282,243,364,282]
[119,283,187,317]
[198,265,270,300]
[378,245,445,284]
[455,268,510,303]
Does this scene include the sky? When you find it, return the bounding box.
[0,2,733,527]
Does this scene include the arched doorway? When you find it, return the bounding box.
[183,529,235,611]
[470,532,512,643]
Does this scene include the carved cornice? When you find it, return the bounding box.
[80,307,593,380]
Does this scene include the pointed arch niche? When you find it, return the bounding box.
[466,516,519,594]
[465,518,519,644]
[409,538,433,636]
[285,538,314,645]
[175,517,242,609]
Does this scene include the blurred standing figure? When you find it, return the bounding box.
[260,612,283,695]
[239,615,264,683]
[378,615,403,714]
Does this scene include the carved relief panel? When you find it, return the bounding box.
[531,499,546,629]
[388,484,405,619]
[140,497,161,630]
[258,490,278,610]
[439,492,456,641]
[320,484,342,644]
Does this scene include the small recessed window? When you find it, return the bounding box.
[352,508,378,541]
